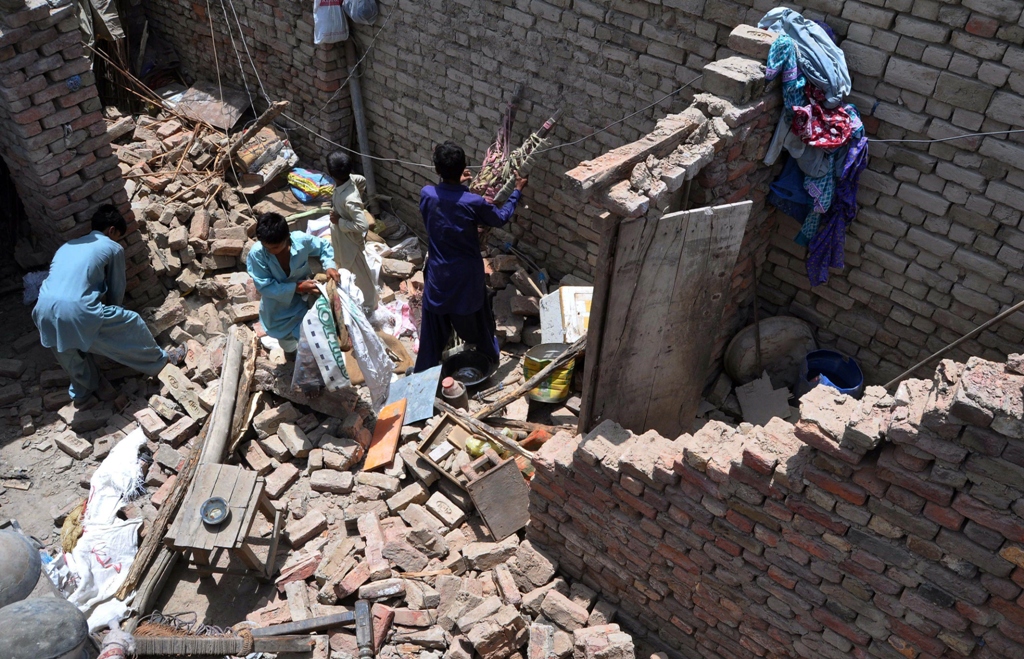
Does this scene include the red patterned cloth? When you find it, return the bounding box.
[791,86,852,149]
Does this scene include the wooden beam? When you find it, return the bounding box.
[577,212,623,434]
[472,336,586,421]
[434,399,533,461]
[251,611,355,637]
[228,327,258,456]
[200,327,244,465]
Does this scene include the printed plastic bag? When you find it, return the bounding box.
[291,332,326,395]
[343,0,379,25]
[314,0,349,44]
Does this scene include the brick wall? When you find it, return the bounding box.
[142,0,354,166]
[353,0,713,279]
[0,0,159,304]
[564,25,782,372]
[751,1,1024,384]
[139,0,1024,374]
[529,356,1024,658]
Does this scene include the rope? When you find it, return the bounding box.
[238,628,254,655]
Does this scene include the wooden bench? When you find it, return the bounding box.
[165,463,281,581]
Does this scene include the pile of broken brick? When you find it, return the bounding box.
[0,106,631,659]
[246,423,635,659]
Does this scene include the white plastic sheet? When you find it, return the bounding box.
[336,273,391,410]
[65,428,147,631]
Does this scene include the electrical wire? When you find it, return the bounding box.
[314,2,398,119]
[869,128,1024,144]
[217,0,257,112]
[223,0,272,103]
[212,1,1024,176]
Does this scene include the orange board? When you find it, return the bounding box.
[363,398,408,471]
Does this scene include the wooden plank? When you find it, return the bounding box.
[251,611,355,637]
[166,462,220,548]
[212,468,258,550]
[590,202,751,437]
[237,541,263,571]
[363,398,407,471]
[577,212,623,434]
[233,480,266,550]
[197,465,241,551]
[228,328,258,455]
[466,452,531,541]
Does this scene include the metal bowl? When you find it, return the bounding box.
[200,497,230,526]
[441,349,496,388]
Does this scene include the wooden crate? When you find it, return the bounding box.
[415,412,482,492]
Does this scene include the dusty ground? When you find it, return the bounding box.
[0,288,91,546]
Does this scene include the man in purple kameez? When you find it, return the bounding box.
[414,141,527,372]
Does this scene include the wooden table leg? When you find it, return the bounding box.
[264,501,283,581]
[237,542,265,579]
[193,549,214,580]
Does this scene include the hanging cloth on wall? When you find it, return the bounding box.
[758,8,851,108]
[791,87,853,149]
[807,121,869,286]
[762,10,869,285]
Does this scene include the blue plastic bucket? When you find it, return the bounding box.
[796,349,864,399]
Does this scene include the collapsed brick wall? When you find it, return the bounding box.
[142,0,354,164]
[564,26,782,371]
[528,357,1024,659]
[0,0,157,303]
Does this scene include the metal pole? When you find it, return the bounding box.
[883,297,1024,390]
[344,38,379,214]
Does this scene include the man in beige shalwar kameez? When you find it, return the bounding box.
[327,151,379,313]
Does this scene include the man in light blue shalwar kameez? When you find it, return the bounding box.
[246,212,340,352]
[33,205,185,402]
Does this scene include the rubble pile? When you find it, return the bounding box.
[245,435,636,659]
[0,104,617,659]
